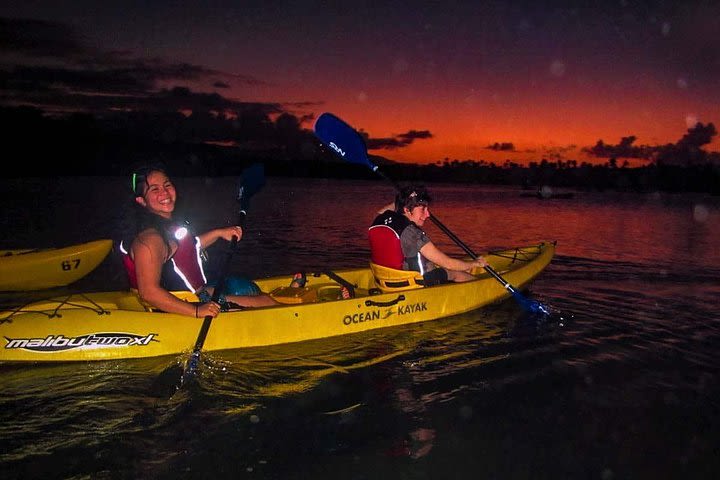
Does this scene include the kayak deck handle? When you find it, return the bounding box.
[365,295,406,308]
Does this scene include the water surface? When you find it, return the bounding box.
[1,177,719,479]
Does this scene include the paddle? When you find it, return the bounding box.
[314,112,550,315]
[181,163,266,384]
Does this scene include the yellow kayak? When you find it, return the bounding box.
[0,239,113,291]
[0,242,555,363]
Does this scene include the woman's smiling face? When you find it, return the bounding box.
[136,170,176,218]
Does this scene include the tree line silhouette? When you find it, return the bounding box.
[3,105,718,195]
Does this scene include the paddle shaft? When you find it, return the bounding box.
[322,270,356,297]
[427,213,518,293]
[389,178,543,307]
[190,229,242,354]
[376,167,517,291]
[183,183,260,381]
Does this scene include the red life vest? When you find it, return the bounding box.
[119,224,207,292]
[368,210,410,270]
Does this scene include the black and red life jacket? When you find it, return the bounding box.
[368,210,411,270]
[119,224,207,292]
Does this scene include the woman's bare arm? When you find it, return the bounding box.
[197,225,243,249]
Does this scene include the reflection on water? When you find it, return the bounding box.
[2,176,718,277]
[1,177,719,479]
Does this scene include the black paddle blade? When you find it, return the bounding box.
[151,362,184,398]
[238,163,266,212]
[314,112,376,170]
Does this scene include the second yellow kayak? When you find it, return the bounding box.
[0,239,113,291]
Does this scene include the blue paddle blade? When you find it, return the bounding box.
[314,112,376,170]
[511,289,551,316]
[238,163,265,211]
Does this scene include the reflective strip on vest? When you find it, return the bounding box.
[170,236,207,292]
[119,231,207,292]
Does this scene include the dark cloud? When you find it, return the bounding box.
[675,122,716,150]
[4,64,155,95]
[485,142,515,151]
[0,17,88,58]
[540,144,579,163]
[0,75,282,116]
[296,113,316,125]
[0,17,271,116]
[583,136,655,160]
[364,129,433,150]
[656,122,718,165]
[584,123,718,165]
[398,130,432,141]
[0,16,325,168]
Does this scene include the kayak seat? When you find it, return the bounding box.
[269,283,357,303]
[369,262,424,292]
[269,286,319,304]
[317,285,348,302]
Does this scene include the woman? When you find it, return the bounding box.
[369,185,487,285]
[120,164,278,319]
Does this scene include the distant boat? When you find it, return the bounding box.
[520,186,575,200]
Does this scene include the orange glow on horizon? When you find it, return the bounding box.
[314,89,720,166]
[244,66,720,167]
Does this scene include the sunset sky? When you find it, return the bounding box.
[1,1,718,165]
